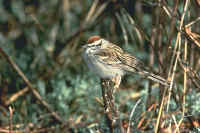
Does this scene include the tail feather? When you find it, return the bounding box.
[140,71,169,86]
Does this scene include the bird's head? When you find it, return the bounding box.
[83,36,110,50]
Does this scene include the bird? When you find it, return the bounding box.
[82,35,169,89]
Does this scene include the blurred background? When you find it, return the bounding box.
[0,0,200,132]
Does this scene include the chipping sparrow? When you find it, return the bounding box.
[82,36,169,88]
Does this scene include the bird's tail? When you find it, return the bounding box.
[139,71,169,86]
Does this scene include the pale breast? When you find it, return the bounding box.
[83,50,124,79]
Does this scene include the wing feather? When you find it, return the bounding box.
[118,53,146,72]
[93,48,122,65]
[93,44,146,73]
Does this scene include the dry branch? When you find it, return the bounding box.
[5,87,29,106]
[0,47,63,123]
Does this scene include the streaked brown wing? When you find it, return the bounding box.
[109,44,145,71]
[93,44,146,73]
[93,48,122,65]
[115,52,146,73]
[120,53,145,69]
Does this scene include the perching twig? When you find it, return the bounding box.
[0,47,63,123]
[100,79,124,133]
